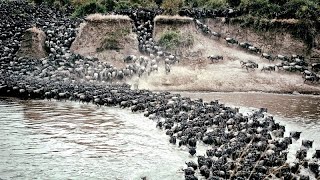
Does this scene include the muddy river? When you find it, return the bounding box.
[0,92,319,179]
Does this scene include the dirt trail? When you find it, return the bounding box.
[130,27,320,94]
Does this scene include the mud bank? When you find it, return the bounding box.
[204,18,320,60]
[69,14,320,94]
[131,59,320,95]
[70,14,139,67]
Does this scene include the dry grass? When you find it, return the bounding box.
[28,27,42,34]
[270,18,300,24]
[85,14,132,22]
[154,15,193,25]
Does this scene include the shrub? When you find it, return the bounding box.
[155,0,163,6]
[97,28,130,51]
[72,0,106,17]
[227,0,240,7]
[240,0,281,18]
[161,0,184,15]
[158,30,193,50]
[100,0,116,11]
[284,0,320,20]
[205,0,226,9]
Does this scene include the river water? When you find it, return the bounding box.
[0,98,189,180]
[0,92,319,179]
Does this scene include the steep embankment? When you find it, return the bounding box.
[69,14,320,94]
[132,16,320,94]
[204,18,320,58]
[71,14,139,68]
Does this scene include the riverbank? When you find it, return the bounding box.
[132,59,320,95]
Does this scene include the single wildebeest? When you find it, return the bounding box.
[240,60,258,71]
[207,55,223,63]
[123,55,137,63]
[261,65,275,72]
[311,63,320,72]
[225,37,238,45]
[261,53,273,62]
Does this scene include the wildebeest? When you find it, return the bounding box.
[248,46,261,53]
[239,42,252,49]
[240,60,258,71]
[261,65,275,72]
[207,55,223,63]
[211,31,221,38]
[225,37,238,45]
[311,63,320,72]
[303,74,319,83]
[123,55,137,63]
[302,140,314,148]
[165,63,170,74]
[275,54,289,61]
[261,53,273,62]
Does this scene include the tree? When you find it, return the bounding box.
[155,0,163,6]
[227,0,241,7]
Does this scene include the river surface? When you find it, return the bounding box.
[0,98,189,180]
[0,92,320,180]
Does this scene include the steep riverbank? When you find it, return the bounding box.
[133,61,320,94]
[71,15,319,95]
[128,30,320,94]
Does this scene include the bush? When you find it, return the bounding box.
[97,28,130,51]
[239,0,319,20]
[240,0,281,18]
[204,0,226,9]
[100,0,116,11]
[158,30,193,50]
[155,0,163,6]
[72,0,106,17]
[284,0,320,20]
[227,0,240,7]
[161,0,184,15]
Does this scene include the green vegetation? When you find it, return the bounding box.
[97,28,130,51]
[161,0,184,15]
[72,0,106,17]
[158,30,194,50]
[30,0,320,20]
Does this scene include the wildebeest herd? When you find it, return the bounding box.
[0,1,320,180]
[194,18,320,83]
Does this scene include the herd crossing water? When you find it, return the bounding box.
[1,93,320,179]
[1,1,320,180]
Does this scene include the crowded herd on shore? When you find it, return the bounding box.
[1,1,320,179]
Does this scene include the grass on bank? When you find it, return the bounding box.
[97,27,131,51]
[30,0,320,21]
[158,30,194,50]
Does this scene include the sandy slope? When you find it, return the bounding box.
[129,31,320,94]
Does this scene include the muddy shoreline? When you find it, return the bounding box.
[165,89,320,95]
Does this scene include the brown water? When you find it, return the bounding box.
[0,93,320,179]
[0,98,190,180]
[177,92,320,150]
[176,92,320,121]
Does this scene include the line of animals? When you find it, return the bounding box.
[1,57,320,180]
[1,54,320,180]
[1,2,320,180]
[194,19,320,84]
[113,8,181,76]
[179,7,242,19]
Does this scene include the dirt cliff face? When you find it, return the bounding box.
[204,18,307,56]
[17,27,47,59]
[133,16,320,94]
[70,14,139,66]
[153,15,195,41]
